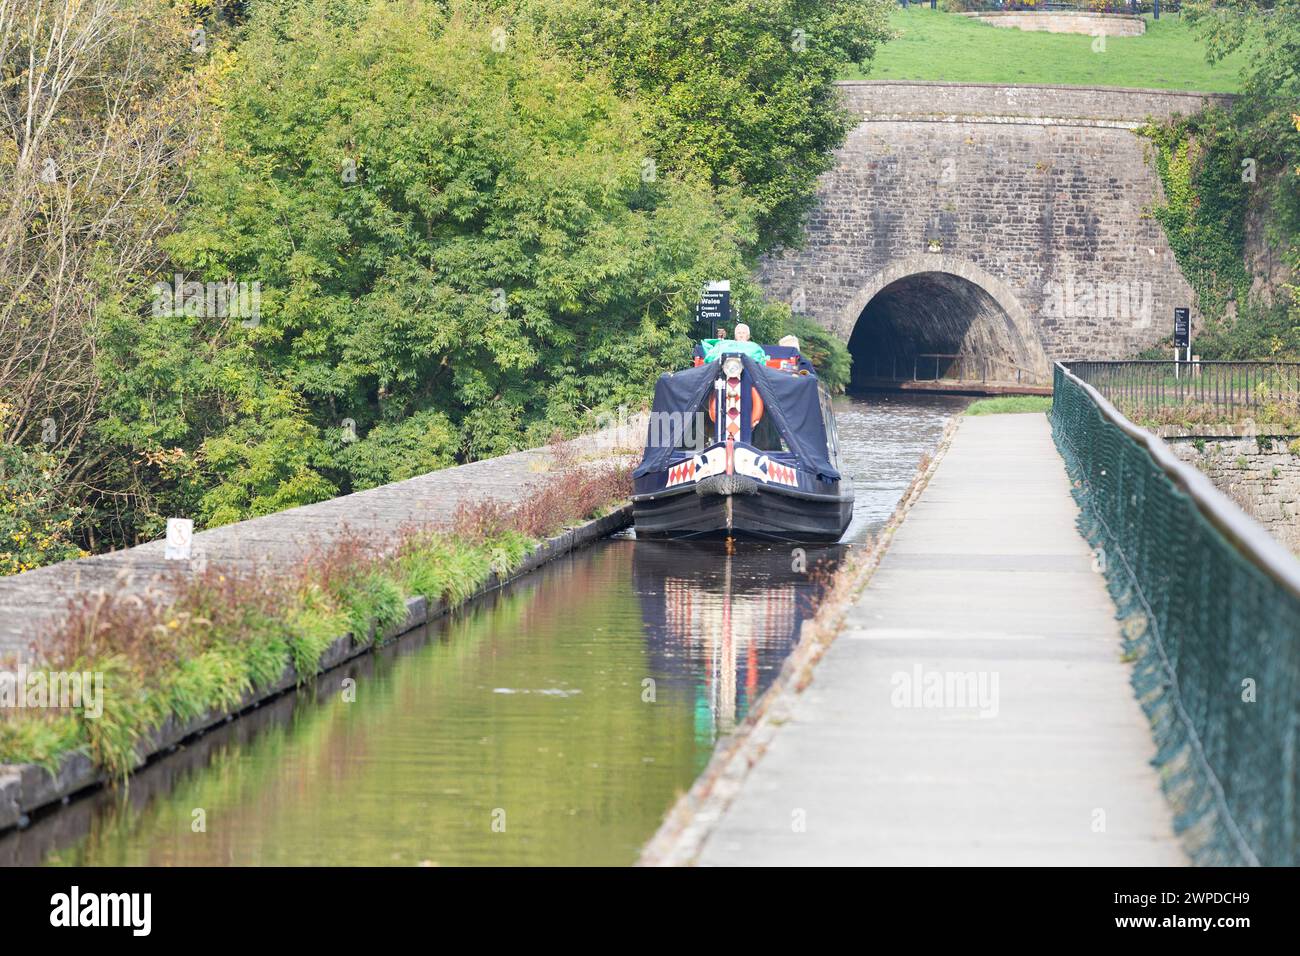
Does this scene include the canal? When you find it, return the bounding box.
[1,393,966,867]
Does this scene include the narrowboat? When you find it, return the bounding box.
[631,343,854,542]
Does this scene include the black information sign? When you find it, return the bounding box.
[1173,307,1190,349]
[696,284,730,338]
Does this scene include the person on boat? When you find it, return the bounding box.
[701,322,767,364]
[779,334,800,350]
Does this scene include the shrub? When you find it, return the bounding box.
[0,404,87,576]
[785,317,852,393]
[113,0,779,536]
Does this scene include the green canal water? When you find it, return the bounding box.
[2,393,963,866]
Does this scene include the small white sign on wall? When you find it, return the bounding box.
[165,518,194,561]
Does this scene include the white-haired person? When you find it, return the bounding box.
[702,321,767,364]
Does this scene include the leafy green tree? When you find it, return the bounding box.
[0,0,207,553]
[785,316,851,393]
[100,0,783,528]
[1188,1,1300,161]
[336,409,459,492]
[518,0,894,254]
[0,404,86,576]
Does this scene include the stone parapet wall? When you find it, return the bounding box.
[1168,436,1300,556]
[960,11,1146,37]
[0,431,633,657]
[835,81,1233,125]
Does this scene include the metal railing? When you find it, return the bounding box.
[1051,363,1300,866]
[866,353,1046,386]
[1066,360,1300,425]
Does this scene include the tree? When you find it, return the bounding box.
[0,403,86,575]
[0,0,207,550]
[518,0,895,255]
[1182,0,1300,355]
[106,0,785,527]
[785,317,851,393]
[1186,0,1299,173]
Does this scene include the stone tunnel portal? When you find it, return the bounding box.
[847,270,1041,389]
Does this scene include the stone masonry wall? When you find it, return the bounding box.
[835,82,1233,123]
[758,83,1235,368]
[961,12,1146,37]
[1168,436,1300,556]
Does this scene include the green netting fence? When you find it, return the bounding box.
[1052,363,1300,866]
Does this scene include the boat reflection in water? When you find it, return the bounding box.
[632,537,845,745]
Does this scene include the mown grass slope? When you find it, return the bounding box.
[849,9,1246,92]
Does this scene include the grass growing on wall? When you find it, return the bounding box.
[0,446,631,779]
[852,9,1246,92]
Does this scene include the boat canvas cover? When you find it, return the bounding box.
[632,360,718,479]
[633,356,840,482]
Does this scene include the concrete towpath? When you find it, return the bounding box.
[693,413,1185,865]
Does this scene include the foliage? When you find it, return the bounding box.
[0,713,84,773]
[0,405,87,576]
[334,409,460,492]
[785,316,852,393]
[0,0,210,553]
[1141,112,1253,320]
[1187,1,1298,98]
[95,0,781,535]
[1186,1,1300,210]
[518,0,895,254]
[1140,2,1300,359]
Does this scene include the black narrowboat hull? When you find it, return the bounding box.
[632,476,854,543]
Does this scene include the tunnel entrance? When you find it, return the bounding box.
[847,270,1043,392]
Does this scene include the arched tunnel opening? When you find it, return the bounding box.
[848,271,1034,390]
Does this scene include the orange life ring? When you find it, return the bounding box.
[707,388,764,428]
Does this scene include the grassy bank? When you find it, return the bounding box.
[0,443,630,778]
[853,9,1246,91]
[966,396,1054,415]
